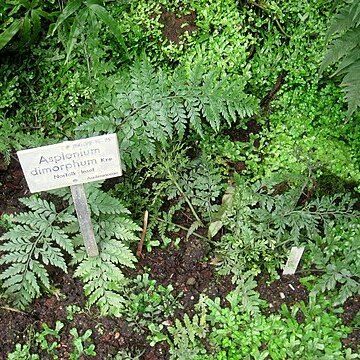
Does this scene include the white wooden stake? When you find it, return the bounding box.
[70,184,99,257]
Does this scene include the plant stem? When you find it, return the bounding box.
[167,171,204,226]
[156,217,208,241]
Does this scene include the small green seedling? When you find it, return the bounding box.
[70,328,96,359]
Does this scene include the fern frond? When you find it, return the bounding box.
[327,3,353,38]
[74,234,137,315]
[87,186,130,216]
[350,0,360,27]
[36,243,67,271]
[214,175,358,279]
[19,196,56,214]
[71,186,139,316]
[322,0,360,116]
[1,224,38,243]
[321,28,359,72]
[74,256,130,316]
[101,240,137,268]
[341,60,360,116]
[309,219,360,305]
[76,116,117,137]
[332,46,360,75]
[0,196,75,309]
[76,59,258,168]
[97,216,141,243]
[168,312,208,348]
[0,184,139,314]
[15,212,54,228]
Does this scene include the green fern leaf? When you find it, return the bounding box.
[87,187,130,216]
[185,98,203,137]
[16,212,53,228]
[75,257,128,315]
[76,59,258,168]
[350,0,360,27]
[20,196,55,213]
[170,102,187,140]
[71,186,139,315]
[184,314,196,344]
[326,4,353,38]
[51,226,76,255]
[31,260,51,289]
[0,196,74,309]
[341,61,360,116]
[97,217,141,242]
[322,1,360,116]
[332,46,360,76]
[76,116,117,137]
[1,224,38,243]
[37,243,67,271]
[101,240,137,268]
[321,28,359,72]
[0,264,26,282]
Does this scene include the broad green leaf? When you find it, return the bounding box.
[31,9,41,38]
[208,220,223,238]
[37,8,58,20]
[23,14,32,41]
[0,18,22,50]
[65,7,89,63]
[85,2,127,54]
[51,0,82,35]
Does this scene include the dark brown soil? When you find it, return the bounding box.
[0,156,29,215]
[159,10,197,44]
[256,274,309,315]
[340,296,360,353]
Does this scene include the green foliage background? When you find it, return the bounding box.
[0,0,359,358]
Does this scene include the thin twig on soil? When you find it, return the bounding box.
[0,305,27,315]
[136,210,149,258]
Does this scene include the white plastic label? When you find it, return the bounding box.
[283,246,305,275]
[17,134,122,193]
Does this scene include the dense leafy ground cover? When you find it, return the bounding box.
[0,0,359,359]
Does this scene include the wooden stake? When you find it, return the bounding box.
[136,210,149,258]
[70,184,99,257]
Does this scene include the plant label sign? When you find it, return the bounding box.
[17,134,122,257]
[17,134,122,193]
[283,246,305,275]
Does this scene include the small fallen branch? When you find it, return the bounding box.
[136,210,149,258]
[0,305,27,315]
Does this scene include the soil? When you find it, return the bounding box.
[0,156,29,215]
[159,10,197,44]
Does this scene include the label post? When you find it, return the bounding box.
[17,134,122,257]
[70,183,99,257]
